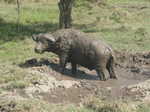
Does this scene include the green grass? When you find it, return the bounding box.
[73,0,150,51]
[137,104,150,112]
[0,98,96,112]
[1,97,150,112]
[0,0,150,50]
[0,3,58,43]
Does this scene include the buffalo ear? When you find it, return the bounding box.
[32,34,37,41]
[43,34,56,43]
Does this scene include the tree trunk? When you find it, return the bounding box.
[16,0,21,31]
[58,0,74,29]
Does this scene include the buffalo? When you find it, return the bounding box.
[32,29,117,81]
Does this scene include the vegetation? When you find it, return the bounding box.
[0,0,150,111]
[1,97,150,112]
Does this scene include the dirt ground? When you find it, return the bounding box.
[18,51,150,104]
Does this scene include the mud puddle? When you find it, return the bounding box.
[18,51,150,104]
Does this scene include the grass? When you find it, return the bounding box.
[0,0,150,111]
[1,97,150,112]
[0,98,96,112]
[137,104,150,112]
[0,0,150,50]
[0,2,58,43]
[73,0,150,51]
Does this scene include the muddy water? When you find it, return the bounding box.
[20,51,150,104]
[39,64,149,103]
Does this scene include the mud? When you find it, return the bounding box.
[0,100,16,112]
[19,51,150,104]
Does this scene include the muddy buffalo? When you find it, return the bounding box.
[32,29,117,80]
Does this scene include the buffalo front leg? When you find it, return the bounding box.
[71,62,77,75]
[59,54,68,73]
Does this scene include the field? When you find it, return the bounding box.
[0,0,150,111]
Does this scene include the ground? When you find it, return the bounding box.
[0,0,150,112]
[12,51,150,104]
[1,50,150,112]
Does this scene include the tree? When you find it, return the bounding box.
[16,0,21,31]
[58,0,74,29]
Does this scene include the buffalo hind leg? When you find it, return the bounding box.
[96,65,109,81]
[96,69,104,80]
[106,57,117,79]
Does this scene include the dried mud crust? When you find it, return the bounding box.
[0,101,16,112]
[20,51,150,104]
